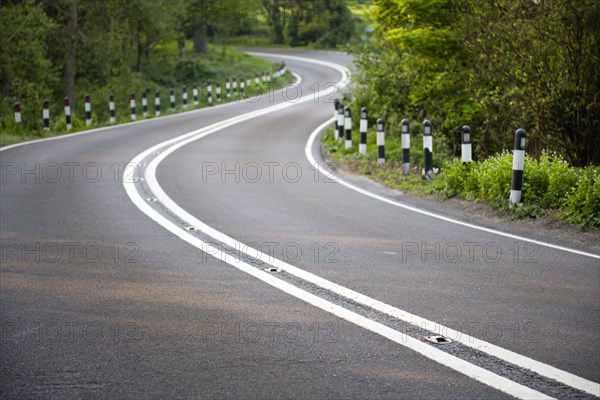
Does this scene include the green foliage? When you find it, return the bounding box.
[349,0,600,166]
[560,167,600,229]
[433,152,600,229]
[263,0,357,48]
[1,40,292,144]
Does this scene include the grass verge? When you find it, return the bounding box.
[1,43,294,147]
[322,126,600,230]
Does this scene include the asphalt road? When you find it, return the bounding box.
[1,49,599,399]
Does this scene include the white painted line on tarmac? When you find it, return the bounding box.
[123,53,597,397]
[306,120,600,260]
[124,172,553,400]
[0,58,298,154]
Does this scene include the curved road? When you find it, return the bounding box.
[1,50,598,399]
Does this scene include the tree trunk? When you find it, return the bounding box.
[64,0,77,106]
[193,19,208,53]
[178,37,185,59]
[136,21,142,72]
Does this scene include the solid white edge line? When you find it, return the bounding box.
[139,106,599,397]
[310,126,599,260]
[123,74,554,400]
[305,118,600,396]
[252,52,599,261]
[128,53,598,397]
[124,175,552,400]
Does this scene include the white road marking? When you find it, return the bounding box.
[307,122,600,261]
[0,61,300,154]
[124,173,553,400]
[123,54,598,397]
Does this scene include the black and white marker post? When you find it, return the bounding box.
[14,102,22,124]
[182,86,188,109]
[337,101,345,142]
[333,99,340,138]
[155,91,161,116]
[43,100,50,130]
[109,94,116,123]
[423,120,433,181]
[510,128,527,205]
[462,125,472,162]
[255,74,259,87]
[207,81,212,104]
[170,88,176,109]
[225,79,231,98]
[64,97,72,130]
[142,91,148,117]
[359,107,368,155]
[377,118,385,166]
[130,93,136,120]
[216,83,221,102]
[193,83,198,105]
[402,119,410,175]
[233,78,237,98]
[240,79,245,96]
[84,94,92,126]
[344,106,352,149]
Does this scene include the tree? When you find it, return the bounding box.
[460,0,600,166]
[0,0,57,100]
[351,0,600,165]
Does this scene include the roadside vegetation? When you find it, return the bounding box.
[1,41,292,146]
[1,0,359,145]
[324,126,600,229]
[326,0,599,230]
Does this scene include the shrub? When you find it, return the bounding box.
[474,151,513,205]
[560,166,600,229]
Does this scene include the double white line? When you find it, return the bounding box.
[123,53,599,399]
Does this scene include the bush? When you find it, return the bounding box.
[560,166,600,229]
[433,151,599,229]
[433,159,476,198]
[474,151,513,204]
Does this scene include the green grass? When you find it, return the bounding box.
[322,126,437,195]
[1,42,294,146]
